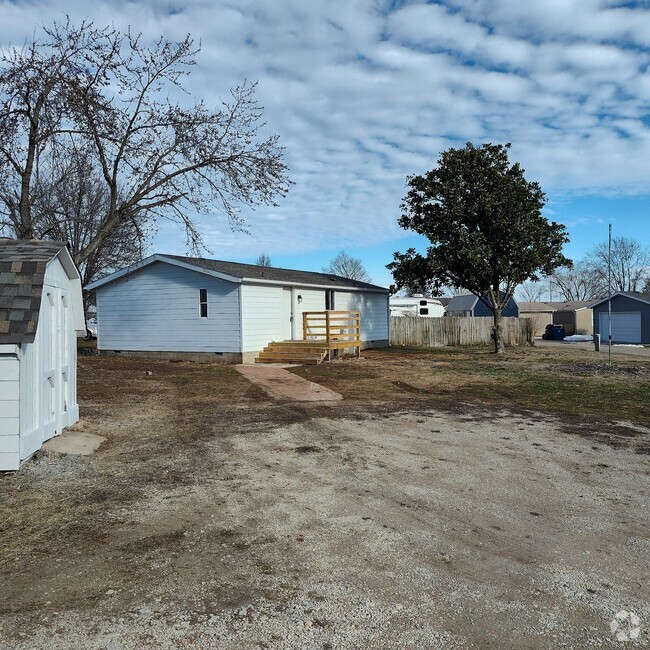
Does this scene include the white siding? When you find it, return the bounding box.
[335,291,389,341]
[241,284,285,352]
[294,289,328,337]
[0,354,20,470]
[96,262,241,353]
[240,283,389,351]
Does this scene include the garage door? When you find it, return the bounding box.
[599,312,642,344]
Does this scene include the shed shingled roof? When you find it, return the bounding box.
[0,239,68,344]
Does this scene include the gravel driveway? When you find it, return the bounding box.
[0,380,650,650]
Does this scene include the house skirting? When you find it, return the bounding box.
[99,350,244,364]
[100,339,389,364]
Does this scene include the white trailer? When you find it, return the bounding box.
[389,296,445,318]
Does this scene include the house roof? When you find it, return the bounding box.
[0,239,70,344]
[446,294,479,312]
[589,291,650,308]
[86,253,389,293]
[519,300,594,313]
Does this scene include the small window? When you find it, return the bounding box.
[199,289,208,318]
[419,300,427,306]
[325,290,335,310]
[419,307,429,315]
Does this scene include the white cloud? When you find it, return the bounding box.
[0,0,649,261]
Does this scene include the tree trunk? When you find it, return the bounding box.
[492,310,504,354]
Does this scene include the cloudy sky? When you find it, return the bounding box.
[2,0,649,288]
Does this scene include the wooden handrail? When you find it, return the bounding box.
[302,310,361,358]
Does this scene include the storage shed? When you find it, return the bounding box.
[446,293,519,318]
[0,240,85,471]
[519,301,594,337]
[590,292,650,344]
[86,254,390,363]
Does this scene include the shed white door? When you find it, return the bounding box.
[599,312,642,344]
[41,287,59,441]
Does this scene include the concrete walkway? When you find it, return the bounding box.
[236,365,343,402]
[42,431,106,455]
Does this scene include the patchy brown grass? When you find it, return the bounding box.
[2,346,648,572]
[291,346,650,427]
[1,347,649,647]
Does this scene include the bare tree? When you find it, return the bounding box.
[0,20,290,272]
[31,142,149,308]
[256,252,272,266]
[591,236,650,293]
[323,250,372,283]
[643,277,650,295]
[552,262,605,301]
[517,280,546,302]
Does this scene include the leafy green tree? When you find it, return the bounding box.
[388,249,441,296]
[389,143,571,353]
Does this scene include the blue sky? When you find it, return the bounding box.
[2,0,649,290]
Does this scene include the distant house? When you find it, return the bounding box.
[0,240,85,471]
[446,293,519,318]
[519,301,594,337]
[590,292,650,344]
[86,254,390,363]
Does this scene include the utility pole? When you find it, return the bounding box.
[608,223,612,366]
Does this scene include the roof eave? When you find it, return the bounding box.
[240,276,388,293]
[85,254,243,290]
[588,292,650,308]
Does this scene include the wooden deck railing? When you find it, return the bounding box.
[302,310,361,358]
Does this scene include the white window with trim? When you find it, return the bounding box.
[199,289,208,318]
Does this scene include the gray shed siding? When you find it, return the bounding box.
[96,262,241,353]
[592,295,650,343]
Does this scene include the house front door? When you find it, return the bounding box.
[282,287,293,340]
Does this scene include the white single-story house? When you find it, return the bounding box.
[0,239,85,471]
[590,292,650,344]
[86,254,390,363]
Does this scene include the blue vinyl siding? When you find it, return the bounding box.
[474,296,519,317]
[592,295,650,343]
[96,262,241,353]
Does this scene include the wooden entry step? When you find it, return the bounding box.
[255,340,329,365]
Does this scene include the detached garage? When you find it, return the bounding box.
[0,240,85,471]
[590,292,650,344]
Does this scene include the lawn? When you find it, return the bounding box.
[293,345,650,433]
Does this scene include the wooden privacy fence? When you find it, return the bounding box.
[303,310,361,357]
[390,316,529,348]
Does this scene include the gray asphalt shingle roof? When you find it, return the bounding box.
[518,300,594,312]
[0,239,68,344]
[446,294,479,312]
[165,255,388,292]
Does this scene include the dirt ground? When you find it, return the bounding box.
[1,348,649,649]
